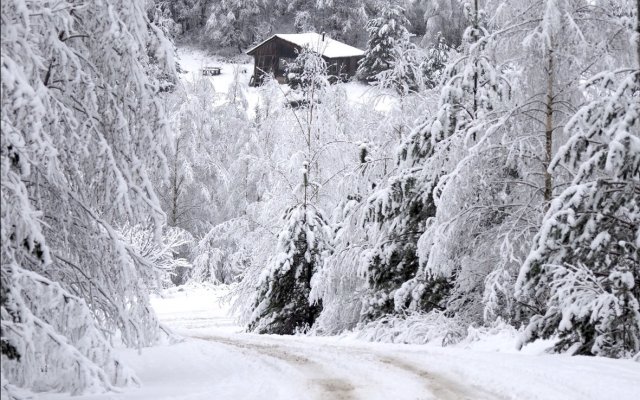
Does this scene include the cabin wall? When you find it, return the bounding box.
[325,57,362,80]
[252,37,299,84]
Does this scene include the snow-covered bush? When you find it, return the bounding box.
[1,269,138,395]
[285,48,330,90]
[356,311,466,346]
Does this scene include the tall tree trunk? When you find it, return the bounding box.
[472,0,479,119]
[543,41,554,205]
[636,0,640,68]
[170,138,180,226]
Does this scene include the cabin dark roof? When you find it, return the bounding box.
[246,33,365,59]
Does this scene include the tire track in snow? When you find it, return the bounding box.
[376,355,507,400]
[192,334,509,400]
[192,334,356,400]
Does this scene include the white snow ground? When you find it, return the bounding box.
[41,283,639,400]
[176,47,397,117]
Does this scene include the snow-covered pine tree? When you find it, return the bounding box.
[357,2,412,82]
[359,111,452,321]
[358,0,510,324]
[246,47,337,334]
[405,0,517,325]
[241,48,370,334]
[1,0,175,394]
[516,10,640,356]
[421,32,450,89]
[309,127,398,333]
[248,203,332,334]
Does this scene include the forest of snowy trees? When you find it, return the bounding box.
[1,0,639,397]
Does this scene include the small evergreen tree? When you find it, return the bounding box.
[248,203,331,334]
[357,2,412,82]
[421,32,450,89]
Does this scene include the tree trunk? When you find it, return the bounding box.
[543,41,554,206]
[472,0,479,119]
[636,0,640,68]
[170,138,180,226]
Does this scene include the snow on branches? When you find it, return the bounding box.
[517,69,640,358]
[248,205,332,334]
[1,0,177,394]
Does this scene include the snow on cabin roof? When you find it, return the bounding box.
[246,32,365,59]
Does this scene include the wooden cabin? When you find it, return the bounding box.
[246,32,365,86]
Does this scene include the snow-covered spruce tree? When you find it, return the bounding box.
[478,0,640,333]
[1,0,175,395]
[358,1,510,325]
[375,36,426,95]
[239,49,385,333]
[246,49,335,334]
[406,1,517,325]
[421,33,451,89]
[247,202,332,334]
[359,114,452,322]
[357,2,412,82]
[310,123,400,333]
[516,65,640,356]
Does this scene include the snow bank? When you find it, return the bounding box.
[354,312,466,346]
[353,312,558,355]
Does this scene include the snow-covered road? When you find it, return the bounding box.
[150,285,505,400]
[42,284,640,400]
[188,332,506,400]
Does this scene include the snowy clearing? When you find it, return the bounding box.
[41,285,640,400]
[176,47,397,115]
